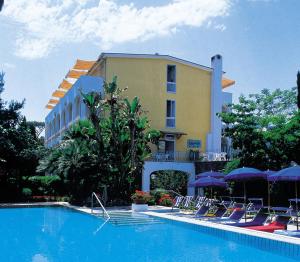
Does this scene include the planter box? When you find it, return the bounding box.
[131,203,148,212]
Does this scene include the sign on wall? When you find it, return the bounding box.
[187,139,201,148]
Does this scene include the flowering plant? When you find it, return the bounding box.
[158,193,173,207]
[131,190,153,204]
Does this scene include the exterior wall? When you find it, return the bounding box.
[97,57,212,153]
[222,91,232,107]
[45,75,104,147]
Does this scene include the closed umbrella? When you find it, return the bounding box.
[225,167,266,221]
[268,166,300,230]
[190,176,227,199]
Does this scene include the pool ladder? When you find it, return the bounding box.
[91,192,110,220]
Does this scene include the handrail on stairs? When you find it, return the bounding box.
[91,192,110,219]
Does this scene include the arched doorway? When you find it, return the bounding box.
[150,170,189,196]
[142,161,195,196]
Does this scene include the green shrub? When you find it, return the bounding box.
[22,188,32,197]
[150,188,169,203]
[158,194,173,207]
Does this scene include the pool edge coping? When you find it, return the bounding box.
[143,210,300,246]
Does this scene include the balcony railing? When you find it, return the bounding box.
[148,151,228,162]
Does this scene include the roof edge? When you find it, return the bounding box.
[96,52,213,72]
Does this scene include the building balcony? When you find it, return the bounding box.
[147,151,228,162]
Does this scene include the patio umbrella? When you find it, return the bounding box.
[225,167,267,221]
[196,170,225,179]
[268,166,300,230]
[189,176,227,199]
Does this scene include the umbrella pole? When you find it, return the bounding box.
[244,181,247,222]
[296,182,298,231]
[268,181,270,214]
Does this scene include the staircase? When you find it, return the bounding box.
[107,211,164,226]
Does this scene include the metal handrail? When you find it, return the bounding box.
[167,190,183,197]
[91,192,110,219]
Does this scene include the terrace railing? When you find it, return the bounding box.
[148,151,228,162]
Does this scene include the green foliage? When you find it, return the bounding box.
[38,77,159,204]
[223,158,241,174]
[27,175,64,196]
[150,171,189,195]
[0,72,44,202]
[297,71,300,109]
[150,188,169,203]
[22,188,32,197]
[219,87,299,170]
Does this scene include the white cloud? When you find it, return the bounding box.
[2,0,232,59]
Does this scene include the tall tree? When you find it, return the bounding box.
[219,87,299,170]
[0,72,44,201]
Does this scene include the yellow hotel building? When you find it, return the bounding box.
[45,53,234,194]
[87,53,234,160]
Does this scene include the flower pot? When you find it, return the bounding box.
[131,203,148,212]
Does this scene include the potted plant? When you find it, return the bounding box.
[131,190,153,212]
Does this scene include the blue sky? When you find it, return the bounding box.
[0,0,299,121]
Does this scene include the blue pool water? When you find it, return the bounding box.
[0,207,299,262]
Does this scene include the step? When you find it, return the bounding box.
[105,211,164,226]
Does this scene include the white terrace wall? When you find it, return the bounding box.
[142,161,195,196]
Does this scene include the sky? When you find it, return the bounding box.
[0,0,299,121]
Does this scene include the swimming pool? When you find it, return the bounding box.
[0,207,299,261]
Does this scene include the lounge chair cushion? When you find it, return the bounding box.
[246,221,286,233]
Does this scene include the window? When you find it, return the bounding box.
[68,103,73,124]
[167,65,176,92]
[166,100,176,128]
[75,97,81,118]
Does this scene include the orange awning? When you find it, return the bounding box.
[222,78,235,89]
[46,104,54,109]
[59,79,72,90]
[49,99,59,104]
[52,90,66,98]
[66,70,86,79]
[73,59,96,70]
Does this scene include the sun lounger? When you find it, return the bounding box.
[173,196,184,208]
[247,198,264,212]
[182,196,194,209]
[274,230,300,237]
[246,215,291,233]
[194,205,210,218]
[197,204,227,219]
[195,196,207,209]
[211,209,246,224]
[227,208,269,227]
